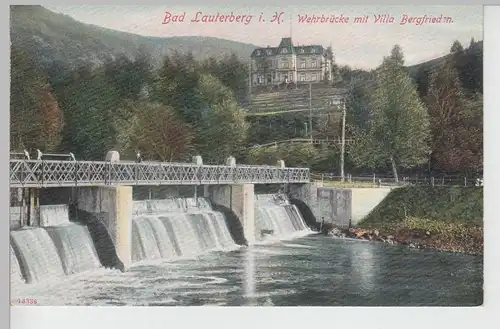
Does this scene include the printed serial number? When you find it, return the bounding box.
[11,298,38,305]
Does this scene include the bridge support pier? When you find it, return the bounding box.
[77,186,133,269]
[205,184,255,244]
[288,183,352,229]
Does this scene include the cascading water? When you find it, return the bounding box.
[132,217,163,261]
[45,223,102,275]
[10,244,24,284]
[10,204,103,284]
[254,194,310,242]
[40,205,70,226]
[131,198,238,262]
[10,228,65,283]
[146,216,178,259]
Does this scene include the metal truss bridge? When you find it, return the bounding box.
[10,159,310,188]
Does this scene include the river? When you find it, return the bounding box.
[11,234,483,306]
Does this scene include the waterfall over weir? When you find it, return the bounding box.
[10,207,101,284]
[131,198,237,262]
[40,204,70,226]
[10,194,310,286]
[131,196,311,262]
[11,228,66,283]
[10,245,24,285]
[45,224,102,275]
[254,194,310,242]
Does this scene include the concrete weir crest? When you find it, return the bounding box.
[75,154,260,268]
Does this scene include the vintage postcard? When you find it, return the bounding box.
[9,4,483,307]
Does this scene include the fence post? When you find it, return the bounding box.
[464,176,467,187]
[373,174,376,184]
[431,176,434,187]
[321,174,324,183]
[442,176,445,186]
[107,161,111,185]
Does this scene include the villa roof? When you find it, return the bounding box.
[251,38,325,57]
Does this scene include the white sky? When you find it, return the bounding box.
[45,5,483,69]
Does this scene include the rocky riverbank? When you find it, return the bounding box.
[321,217,483,256]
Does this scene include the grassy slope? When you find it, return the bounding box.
[358,186,483,229]
[10,5,259,69]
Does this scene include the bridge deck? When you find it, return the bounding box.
[9,159,310,188]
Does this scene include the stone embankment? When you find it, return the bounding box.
[321,224,482,256]
[322,186,484,256]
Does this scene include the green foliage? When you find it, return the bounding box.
[350,46,431,178]
[345,79,374,131]
[10,47,64,152]
[278,143,318,168]
[358,186,483,229]
[195,74,249,163]
[103,52,153,101]
[54,70,121,159]
[247,143,318,168]
[450,40,464,54]
[201,53,249,103]
[152,51,203,124]
[408,40,483,96]
[424,60,482,174]
[115,101,194,161]
[9,10,483,177]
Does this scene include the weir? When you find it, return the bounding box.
[131,199,238,262]
[10,152,361,287]
[10,190,312,285]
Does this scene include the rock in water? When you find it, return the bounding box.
[329,228,341,237]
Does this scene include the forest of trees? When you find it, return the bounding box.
[10,38,483,179]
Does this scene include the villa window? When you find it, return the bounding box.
[267,50,272,55]
[312,73,317,81]
[300,73,306,81]
[311,59,317,68]
[311,48,316,53]
[300,59,306,68]
[281,61,289,69]
[299,48,305,54]
[256,50,261,55]
[281,48,288,54]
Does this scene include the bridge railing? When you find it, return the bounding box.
[312,172,483,187]
[10,159,310,188]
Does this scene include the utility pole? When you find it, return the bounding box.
[309,83,313,143]
[340,99,346,182]
[248,61,252,104]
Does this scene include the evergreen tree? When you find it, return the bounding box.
[152,51,202,124]
[425,61,482,173]
[346,79,374,131]
[195,74,249,163]
[469,37,476,48]
[10,47,64,152]
[56,70,119,159]
[450,40,464,54]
